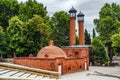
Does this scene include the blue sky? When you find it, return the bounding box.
[18,0,120,36]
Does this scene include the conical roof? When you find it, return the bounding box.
[77,11,84,17]
[69,6,77,13]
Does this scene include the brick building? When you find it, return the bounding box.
[14,7,90,74]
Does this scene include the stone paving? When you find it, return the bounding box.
[61,66,120,80]
[0,63,120,80]
[0,62,59,80]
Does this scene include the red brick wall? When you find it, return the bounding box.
[14,58,57,71]
[61,47,89,74]
[14,56,89,74]
[62,58,89,74]
[62,47,89,58]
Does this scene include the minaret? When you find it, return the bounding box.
[77,11,85,45]
[68,7,77,46]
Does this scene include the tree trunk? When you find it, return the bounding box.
[13,52,16,57]
[105,46,113,65]
[109,47,113,65]
[105,47,109,58]
[0,53,3,58]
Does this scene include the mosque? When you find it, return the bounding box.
[14,7,90,75]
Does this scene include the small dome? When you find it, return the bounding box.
[37,40,67,58]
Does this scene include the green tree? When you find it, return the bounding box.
[24,15,51,55]
[19,0,47,21]
[111,33,120,47]
[92,28,96,38]
[91,37,109,65]
[0,26,7,58]
[94,3,120,64]
[84,29,91,45]
[50,11,69,46]
[111,28,120,55]
[0,0,19,27]
[6,16,25,57]
[76,36,79,45]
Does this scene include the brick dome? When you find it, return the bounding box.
[36,40,67,58]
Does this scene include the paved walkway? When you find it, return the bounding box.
[0,63,58,80]
[61,66,120,80]
[0,63,120,80]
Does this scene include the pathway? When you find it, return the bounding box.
[0,63,120,80]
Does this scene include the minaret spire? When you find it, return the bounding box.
[68,7,77,46]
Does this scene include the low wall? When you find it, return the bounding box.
[14,57,57,71]
[14,57,89,74]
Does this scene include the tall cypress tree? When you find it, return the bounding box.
[92,28,96,38]
[85,29,91,45]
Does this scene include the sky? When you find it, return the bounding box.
[18,0,120,37]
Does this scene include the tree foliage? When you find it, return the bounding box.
[111,28,120,55]
[6,16,25,57]
[0,0,82,58]
[85,29,91,45]
[0,0,47,27]
[111,33,120,47]
[92,28,96,38]
[6,15,52,57]
[0,26,7,57]
[91,37,108,65]
[19,0,47,21]
[94,3,120,64]
[0,0,19,27]
[50,11,69,46]
[94,3,120,44]
[23,15,51,55]
[0,0,50,57]
[76,36,79,45]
